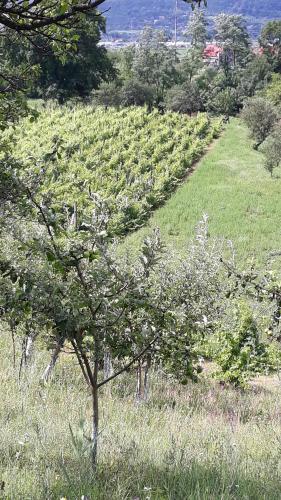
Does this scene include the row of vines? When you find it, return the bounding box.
[7,104,222,234]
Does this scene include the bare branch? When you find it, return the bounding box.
[97,335,160,389]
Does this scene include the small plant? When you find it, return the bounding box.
[210,303,274,387]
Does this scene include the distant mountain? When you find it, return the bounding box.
[104,0,281,39]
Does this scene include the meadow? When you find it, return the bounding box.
[1,329,281,500]
[125,118,281,265]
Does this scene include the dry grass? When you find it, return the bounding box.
[1,330,281,499]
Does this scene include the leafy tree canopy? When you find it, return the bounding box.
[186,9,209,49]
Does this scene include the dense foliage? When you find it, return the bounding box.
[103,15,273,118]
[5,105,221,235]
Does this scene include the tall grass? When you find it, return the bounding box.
[1,330,281,499]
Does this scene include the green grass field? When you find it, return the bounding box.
[1,330,281,500]
[125,119,281,266]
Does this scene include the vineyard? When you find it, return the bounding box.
[7,105,222,234]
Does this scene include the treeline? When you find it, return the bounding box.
[98,13,281,117]
[3,10,281,116]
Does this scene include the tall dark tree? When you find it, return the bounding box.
[132,27,179,105]
[186,8,208,49]
[215,14,250,71]
[31,14,115,101]
[260,20,281,72]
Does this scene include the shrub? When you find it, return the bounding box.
[207,87,239,117]
[260,125,281,177]
[165,81,203,115]
[241,96,277,149]
[264,74,281,106]
[210,304,274,387]
[119,79,155,108]
[92,82,121,108]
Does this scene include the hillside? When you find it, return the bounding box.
[9,109,281,265]
[125,119,281,265]
[105,0,281,38]
[6,105,220,235]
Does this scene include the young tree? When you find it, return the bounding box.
[0,176,167,468]
[241,97,277,149]
[2,161,219,467]
[211,303,272,387]
[261,126,281,177]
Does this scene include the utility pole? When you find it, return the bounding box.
[174,0,178,49]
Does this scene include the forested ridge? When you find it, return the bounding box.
[106,0,281,36]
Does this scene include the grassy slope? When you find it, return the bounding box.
[2,119,281,499]
[1,331,281,500]
[125,119,281,265]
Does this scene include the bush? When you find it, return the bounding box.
[260,125,281,177]
[165,81,203,115]
[209,304,274,387]
[241,96,277,148]
[264,74,281,106]
[92,82,121,108]
[207,87,239,117]
[119,79,155,108]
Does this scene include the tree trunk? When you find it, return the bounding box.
[92,335,100,470]
[103,348,113,381]
[136,360,142,403]
[91,384,99,470]
[10,324,16,369]
[25,331,38,365]
[143,356,151,402]
[41,339,63,383]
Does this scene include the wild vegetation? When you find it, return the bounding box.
[2,329,281,500]
[1,1,281,499]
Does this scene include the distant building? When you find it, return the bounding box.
[203,44,223,66]
[253,46,265,56]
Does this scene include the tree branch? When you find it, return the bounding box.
[97,335,160,389]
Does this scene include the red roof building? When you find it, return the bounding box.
[253,46,265,56]
[203,44,223,65]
